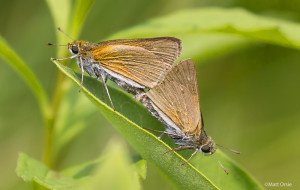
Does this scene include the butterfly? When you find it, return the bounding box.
[139,59,239,174]
[48,27,182,110]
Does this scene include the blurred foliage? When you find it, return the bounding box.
[16,139,145,190]
[0,0,300,190]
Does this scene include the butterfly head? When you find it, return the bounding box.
[68,41,80,55]
[199,137,216,156]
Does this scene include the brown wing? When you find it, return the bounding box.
[165,59,200,113]
[97,37,182,71]
[92,44,168,88]
[147,59,203,135]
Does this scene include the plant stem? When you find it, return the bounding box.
[44,71,71,168]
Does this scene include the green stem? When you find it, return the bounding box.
[43,71,71,168]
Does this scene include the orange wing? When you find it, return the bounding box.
[147,59,203,135]
[90,37,182,88]
[97,37,182,69]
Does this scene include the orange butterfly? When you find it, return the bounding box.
[48,27,182,110]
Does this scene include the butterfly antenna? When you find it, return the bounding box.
[216,144,240,154]
[46,43,68,46]
[214,154,229,175]
[57,27,75,41]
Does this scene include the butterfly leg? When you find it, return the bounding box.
[142,127,182,139]
[142,127,165,136]
[52,55,77,61]
[158,133,165,139]
[79,57,84,92]
[181,149,198,165]
[101,76,108,102]
[100,74,115,111]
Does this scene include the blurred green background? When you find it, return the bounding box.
[1,0,300,189]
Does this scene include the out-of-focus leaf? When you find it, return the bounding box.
[51,59,263,190]
[71,0,96,38]
[61,158,102,183]
[81,139,141,190]
[46,0,95,58]
[177,33,253,63]
[0,35,49,118]
[46,0,72,57]
[61,146,146,183]
[132,159,147,180]
[46,0,71,31]
[16,153,80,190]
[16,145,146,189]
[109,7,300,49]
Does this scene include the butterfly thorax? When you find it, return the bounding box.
[173,133,201,147]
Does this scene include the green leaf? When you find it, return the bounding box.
[80,138,142,190]
[16,152,80,190]
[46,0,71,31]
[16,143,145,190]
[53,87,98,156]
[46,0,95,52]
[108,7,300,49]
[61,141,146,185]
[61,157,102,182]
[71,0,96,39]
[177,33,253,63]
[46,0,72,57]
[51,59,263,190]
[0,35,49,118]
[132,159,147,180]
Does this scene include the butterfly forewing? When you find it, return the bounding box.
[147,59,203,135]
[97,37,182,69]
[93,45,166,87]
[90,37,182,88]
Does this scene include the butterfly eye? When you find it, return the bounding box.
[72,45,79,54]
[201,145,210,153]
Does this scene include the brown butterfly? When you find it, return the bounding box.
[48,27,182,110]
[139,59,239,174]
